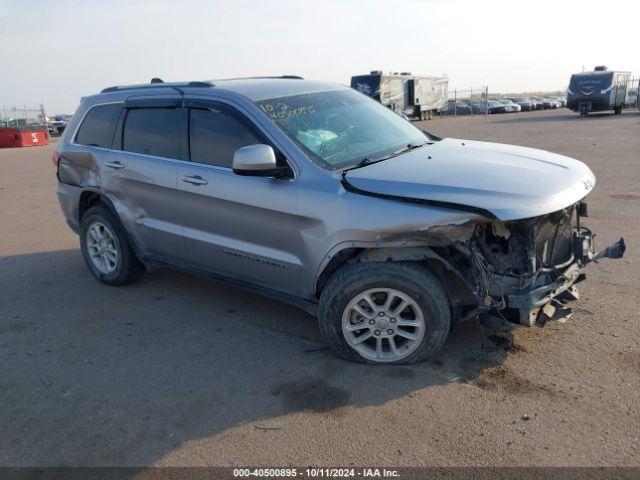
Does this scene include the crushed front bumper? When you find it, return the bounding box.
[488,233,625,326]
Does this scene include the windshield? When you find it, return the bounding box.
[255,89,430,170]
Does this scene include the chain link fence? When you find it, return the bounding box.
[0,104,55,138]
[444,87,489,115]
[0,105,48,127]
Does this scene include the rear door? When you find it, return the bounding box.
[102,97,190,262]
[174,99,304,295]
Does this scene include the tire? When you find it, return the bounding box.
[614,105,622,115]
[79,205,144,286]
[318,262,451,365]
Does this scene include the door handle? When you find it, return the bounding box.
[181,175,208,186]
[105,160,124,170]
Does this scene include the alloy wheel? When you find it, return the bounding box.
[86,221,119,274]
[342,288,426,363]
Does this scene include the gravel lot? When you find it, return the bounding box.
[1,108,639,467]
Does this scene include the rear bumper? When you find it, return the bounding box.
[568,96,611,113]
[57,182,83,234]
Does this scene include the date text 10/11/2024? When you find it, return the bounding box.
[233,468,401,478]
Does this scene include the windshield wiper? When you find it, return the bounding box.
[348,142,429,170]
[396,141,429,154]
[353,155,384,169]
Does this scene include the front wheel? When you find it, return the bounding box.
[318,262,451,364]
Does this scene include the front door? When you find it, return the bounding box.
[174,102,305,296]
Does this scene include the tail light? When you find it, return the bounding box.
[51,151,60,167]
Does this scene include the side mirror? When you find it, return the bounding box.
[232,144,289,178]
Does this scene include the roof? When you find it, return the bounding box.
[210,78,345,101]
[571,70,630,77]
[99,77,346,102]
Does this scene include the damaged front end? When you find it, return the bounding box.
[459,202,625,327]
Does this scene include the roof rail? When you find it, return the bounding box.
[210,75,303,81]
[100,80,214,94]
[186,81,213,87]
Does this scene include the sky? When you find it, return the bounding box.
[1,0,639,114]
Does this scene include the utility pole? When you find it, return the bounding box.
[40,104,50,140]
[454,89,457,116]
[485,86,489,115]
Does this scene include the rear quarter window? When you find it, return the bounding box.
[75,103,122,148]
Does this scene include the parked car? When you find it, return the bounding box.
[548,98,562,109]
[47,116,68,136]
[447,100,472,115]
[551,96,567,108]
[510,98,533,111]
[531,97,547,108]
[497,99,521,112]
[528,98,544,110]
[486,100,507,113]
[531,96,555,109]
[469,101,485,114]
[54,77,625,364]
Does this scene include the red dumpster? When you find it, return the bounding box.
[0,127,49,148]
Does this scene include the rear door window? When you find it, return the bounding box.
[122,108,184,159]
[189,107,264,168]
[75,103,122,148]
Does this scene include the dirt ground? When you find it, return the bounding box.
[1,108,639,467]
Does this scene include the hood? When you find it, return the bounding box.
[344,138,596,221]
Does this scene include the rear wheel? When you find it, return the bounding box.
[80,205,144,286]
[318,262,451,364]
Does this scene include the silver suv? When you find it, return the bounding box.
[55,77,625,364]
